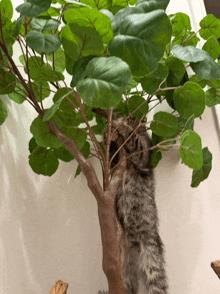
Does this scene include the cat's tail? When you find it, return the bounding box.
[137,235,168,294]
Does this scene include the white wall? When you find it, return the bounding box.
[1,0,220,294]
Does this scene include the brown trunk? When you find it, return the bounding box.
[47,120,127,293]
[98,193,126,294]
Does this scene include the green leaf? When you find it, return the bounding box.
[13,16,24,37]
[109,10,172,77]
[172,31,200,47]
[207,78,220,88]
[188,75,207,88]
[190,55,220,80]
[165,56,186,85]
[0,0,13,21]
[30,17,61,31]
[136,0,169,10]
[113,100,129,116]
[141,63,168,94]
[77,56,132,109]
[8,82,26,104]
[30,116,63,148]
[172,45,208,62]
[128,96,149,119]
[0,98,8,125]
[29,137,38,153]
[30,66,64,82]
[150,111,178,137]
[61,23,103,64]
[179,130,203,170]
[1,21,16,53]
[42,6,60,17]
[170,12,191,37]
[202,36,220,60]
[151,149,162,168]
[54,146,74,162]
[62,128,87,150]
[29,147,59,176]
[173,82,205,119]
[32,81,50,102]
[16,0,52,17]
[64,7,113,45]
[26,31,61,53]
[191,147,212,187]
[112,0,169,34]
[46,47,66,73]
[43,89,75,122]
[183,115,194,132]
[0,69,16,94]
[75,164,81,178]
[205,87,220,107]
[99,9,114,20]
[70,56,95,88]
[51,110,80,128]
[53,88,78,114]
[199,14,220,40]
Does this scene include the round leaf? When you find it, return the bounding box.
[202,36,220,60]
[172,45,208,62]
[199,14,220,40]
[29,147,59,176]
[54,146,74,162]
[64,7,113,45]
[205,87,220,107]
[0,0,13,21]
[128,96,149,119]
[30,116,63,148]
[109,10,172,77]
[43,89,75,122]
[190,56,220,80]
[30,17,61,31]
[29,66,64,82]
[191,147,212,187]
[61,24,103,64]
[26,31,61,53]
[0,99,8,125]
[0,69,16,94]
[16,0,52,17]
[173,82,205,119]
[150,111,179,137]
[170,12,191,37]
[77,57,132,109]
[179,130,203,170]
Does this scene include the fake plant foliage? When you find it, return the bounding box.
[0,0,219,189]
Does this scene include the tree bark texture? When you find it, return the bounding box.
[47,120,127,294]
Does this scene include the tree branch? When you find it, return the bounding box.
[46,120,104,201]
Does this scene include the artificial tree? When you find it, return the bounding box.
[0,0,220,292]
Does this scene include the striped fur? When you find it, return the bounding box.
[107,117,168,294]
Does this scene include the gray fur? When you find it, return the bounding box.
[107,117,168,294]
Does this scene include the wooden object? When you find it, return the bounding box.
[211,261,220,279]
[49,280,68,294]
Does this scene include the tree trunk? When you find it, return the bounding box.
[47,120,127,293]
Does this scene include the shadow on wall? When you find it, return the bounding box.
[155,148,203,294]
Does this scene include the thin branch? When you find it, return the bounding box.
[111,138,179,173]
[103,108,113,189]
[47,120,104,201]
[182,29,201,46]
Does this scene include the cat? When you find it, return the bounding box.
[104,116,168,294]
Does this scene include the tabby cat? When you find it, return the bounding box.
[105,116,168,294]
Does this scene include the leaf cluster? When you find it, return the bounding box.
[0,0,217,187]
